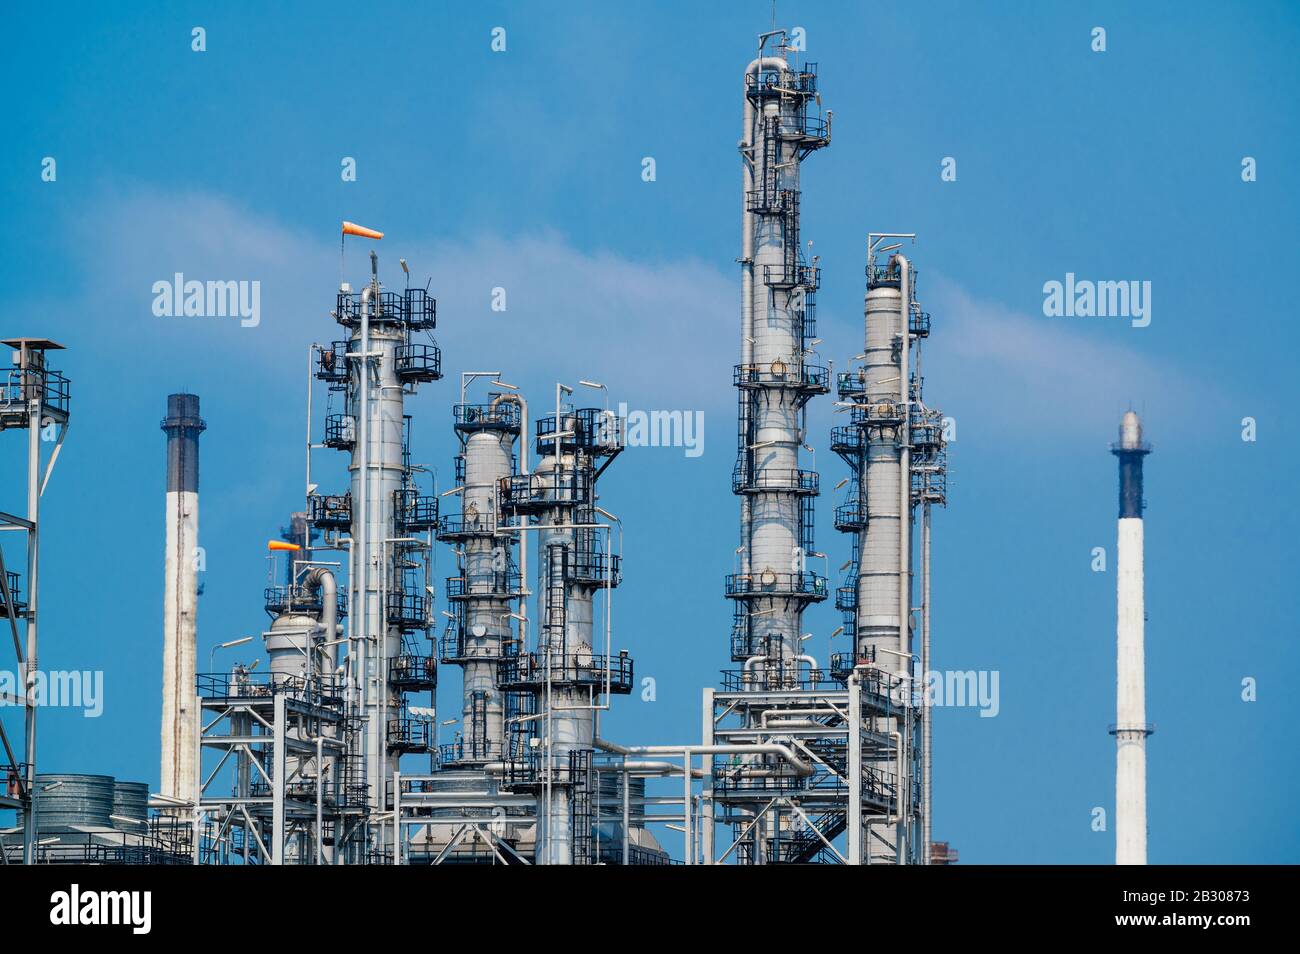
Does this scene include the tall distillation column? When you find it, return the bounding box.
[1111,411,1151,865]
[160,392,204,807]
[834,240,946,864]
[719,33,831,864]
[500,406,630,865]
[323,250,442,835]
[861,258,910,864]
[437,393,523,765]
[729,35,830,676]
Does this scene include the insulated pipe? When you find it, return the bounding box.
[893,253,912,690]
[620,743,814,778]
[490,392,528,475]
[356,282,372,805]
[892,730,905,864]
[306,567,339,669]
[921,502,932,863]
[21,356,42,864]
[759,703,842,730]
[895,256,914,863]
[594,738,704,778]
[613,760,693,776]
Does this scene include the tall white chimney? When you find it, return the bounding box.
[160,393,204,805]
[1111,410,1151,865]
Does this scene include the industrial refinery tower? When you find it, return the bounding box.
[696,33,930,865]
[192,244,444,864]
[419,377,531,862]
[334,249,443,828]
[436,383,523,771]
[1111,411,1151,865]
[187,234,645,864]
[832,238,948,864]
[498,400,632,864]
[699,32,949,865]
[138,28,954,868]
[394,382,642,866]
[726,32,830,670]
[710,32,832,863]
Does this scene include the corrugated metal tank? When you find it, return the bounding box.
[596,774,647,826]
[29,773,115,829]
[111,780,150,831]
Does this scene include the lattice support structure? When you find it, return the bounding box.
[193,673,350,865]
[0,338,70,865]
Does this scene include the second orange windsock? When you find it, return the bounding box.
[342,221,384,240]
[268,540,301,552]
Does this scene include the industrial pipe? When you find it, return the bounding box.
[491,391,529,648]
[621,743,813,778]
[892,253,912,685]
[305,567,339,669]
[921,502,932,863]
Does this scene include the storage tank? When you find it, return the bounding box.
[27,773,115,830]
[111,780,150,831]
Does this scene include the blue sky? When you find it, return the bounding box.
[2,0,1298,863]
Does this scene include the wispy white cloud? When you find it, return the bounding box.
[60,188,737,413]
[48,187,1211,449]
[923,274,1208,444]
[411,232,736,411]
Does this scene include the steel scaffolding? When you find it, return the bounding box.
[0,338,70,865]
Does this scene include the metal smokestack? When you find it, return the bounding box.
[1111,410,1151,865]
[160,393,205,806]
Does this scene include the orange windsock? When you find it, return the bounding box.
[268,540,301,552]
[342,221,384,240]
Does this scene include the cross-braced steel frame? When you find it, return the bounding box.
[700,669,922,865]
[0,338,70,865]
[193,672,351,865]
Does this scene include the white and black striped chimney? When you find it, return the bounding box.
[160,393,204,805]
